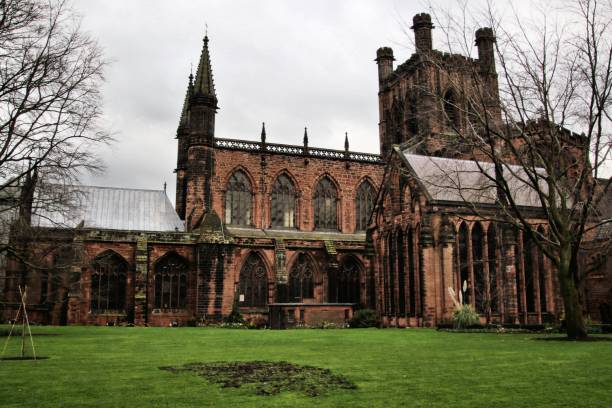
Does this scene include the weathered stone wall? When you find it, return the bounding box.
[209,148,384,233]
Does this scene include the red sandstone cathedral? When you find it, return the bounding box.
[3,13,610,327]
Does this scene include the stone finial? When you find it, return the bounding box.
[475,27,496,74]
[344,132,349,151]
[260,122,266,145]
[375,47,395,87]
[411,13,434,53]
[303,127,309,148]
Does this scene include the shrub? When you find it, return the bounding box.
[317,321,339,329]
[245,316,267,329]
[225,300,244,324]
[348,309,379,328]
[452,304,480,329]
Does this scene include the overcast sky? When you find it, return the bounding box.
[71,0,440,201]
[72,1,607,202]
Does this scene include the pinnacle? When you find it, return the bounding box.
[193,34,217,100]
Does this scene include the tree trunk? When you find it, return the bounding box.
[558,245,587,339]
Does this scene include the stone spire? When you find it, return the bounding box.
[178,73,193,129]
[260,122,266,145]
[192,35,217,106]
[344,132,349,151]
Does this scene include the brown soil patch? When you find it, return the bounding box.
[160,360,357,397]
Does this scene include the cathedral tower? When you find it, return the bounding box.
[175,35,218,227]
[376,13,501,159]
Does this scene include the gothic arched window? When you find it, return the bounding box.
[355,181,375,231]
[443,89,459,129]
[472,222,485,313]
[313,177,338,230]
[239,253,268,307]
[329,256,361,303]
[154,253,188,310]
[289,254,314,302]
[537,226,548,313]
[457,222,470,304]
[523,230,536,313]
[225,170,252,226]
[487,224,499,313]
[91,252,127,313]
[406,94,418,136]
[271,174,296,228]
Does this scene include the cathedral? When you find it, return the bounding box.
[3,13,610,327]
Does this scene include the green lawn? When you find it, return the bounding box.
[1,327,611,407]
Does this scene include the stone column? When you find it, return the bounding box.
[134,234,148,326]
[67,233,84,324]
[274,239,287,302]
[502,227,519,324]
[440,217,456,321]
[419,216,436,326]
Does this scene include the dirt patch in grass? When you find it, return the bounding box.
[160,360,357,397]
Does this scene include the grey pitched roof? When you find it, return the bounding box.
[400,150,545,207]
[34,185,184,232]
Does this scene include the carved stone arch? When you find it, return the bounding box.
[401,182,412,212]
[238,251,269,308]
[404,88,419,136]
[442,87,460,129]
[312,174,340,231]
[222,165,257,192]
[268,169,301,196]
[90,250,129,313]
[536,225,549,314]
[457,221,470,304]
[153,251,189,310]
[329,254,363,304]
[391,96,403,144]
[486,223,499,307]
[237,249,274,283]
[355,178,376,232]
[270,171,299,229]
[471,222,486,312]
[287,252,318,302]
[224,167,255,226]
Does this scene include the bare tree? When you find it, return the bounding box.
[421,0,611,338]
[0,0,109,208]
[0,0,109,309]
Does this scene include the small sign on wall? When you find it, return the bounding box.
[239,294,245,302]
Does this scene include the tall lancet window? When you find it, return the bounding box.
[154,253,188,310]
[91,252,127,313]
[289,254,315,302]
[355,181,375,231]
[239,253,268,307]
[271,174,296,228]
[225,170,252,226]
[443,89,459,129]
[313,177,338,230]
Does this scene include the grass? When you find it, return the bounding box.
[0,326,611,407]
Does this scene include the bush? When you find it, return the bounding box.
[452,304,480,329]
[348,309,379,328]
[225,300,244,324]
[245,316,267,329]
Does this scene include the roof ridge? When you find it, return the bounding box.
[58,184,166,194]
